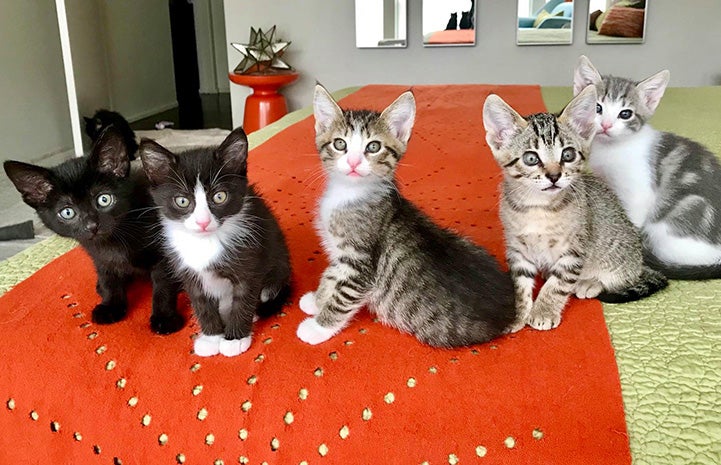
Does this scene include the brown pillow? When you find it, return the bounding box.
[598,6,645,37]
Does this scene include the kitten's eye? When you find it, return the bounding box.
[332,138,347,151]
[365,141,381,153]
[96,193,115,208]
[174,196,190,208]
[618,109,633,120]
[58,207,76,220]
[212,191,228,204]
[522,151,540,166]
[596,103,603,115]
[561,148,577,163]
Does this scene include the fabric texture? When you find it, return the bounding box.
[598,6,645,37]
[543,86,721,465]
[0,85,632,464]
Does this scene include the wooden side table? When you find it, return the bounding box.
[228,71,299,133]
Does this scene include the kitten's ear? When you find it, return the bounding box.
[83,116,93,124]
[89,126,130,177]
[482,94,527,152]
[313,84,343,134]
[636,70,670,114]
[379,91,416,145]
[3,160,55,207]
[559,85,598,141]
[216,126,248,172]
[139,138,177,185]
[573,55,603,96]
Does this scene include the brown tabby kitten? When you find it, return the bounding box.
[296,85,516,348]
[483,86,667,331]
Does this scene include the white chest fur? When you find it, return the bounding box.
[316,178,386,260]
[163,218,225,272]
[198,270,234,321]
[589,126,659,227]
[508,208,572,271]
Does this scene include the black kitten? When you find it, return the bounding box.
[84,109,138,160]
[140,127,291,357]
[4,128,184,334]
[445,12,458,30]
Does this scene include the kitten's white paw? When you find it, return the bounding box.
[297,317,338,345]
[527,313,562,331]
[575,280,603,299]
[219,336,252,357]
[193,334,222,357]
[299,292,320,316]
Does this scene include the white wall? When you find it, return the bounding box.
[66,0,112,147]
[195,0,230,94]
[100,0,177,122]
[223,1,721,129]
[0,0,73,162]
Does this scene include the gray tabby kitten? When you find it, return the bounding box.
[574,55,721,279]
[483,86,667,331]
[296,85,516,348]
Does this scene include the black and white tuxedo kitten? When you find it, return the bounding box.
[4,128,184,333]
[296,85,516,348]
[483,86,667,331]
[574,55,721,279]
[140,127,291,357]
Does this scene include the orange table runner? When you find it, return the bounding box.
[0,85,631,464]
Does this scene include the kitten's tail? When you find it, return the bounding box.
[596,266,669,303]
[256,283,292,318]
[643,252,721,280]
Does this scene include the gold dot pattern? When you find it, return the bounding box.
[0,87,628,465]
[448,454,460,465]
[29,410,39,421]
[504,436,516,448]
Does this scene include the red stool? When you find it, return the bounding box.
[228,71,299,133]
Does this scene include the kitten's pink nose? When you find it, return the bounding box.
[601,121,612,131]
[196,218,211,231]
[347,153,361,169]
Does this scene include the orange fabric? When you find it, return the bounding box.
[427,29,475,44]
[0,85,631,464]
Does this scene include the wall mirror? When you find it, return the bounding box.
[517,0,574,46]
[422,0,476,47]
[355,0,407,48]
[587,0,647,44]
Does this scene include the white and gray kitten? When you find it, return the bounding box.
[296,85,516,348]
[574,55,721,279]
[483,86,667,331]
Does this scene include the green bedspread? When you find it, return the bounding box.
[2,86,720,464]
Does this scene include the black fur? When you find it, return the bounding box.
[596,267,668,303]
[643,250,721,280]
[140,127,291,343]
[84,109,138,160]
[3,127,183,334]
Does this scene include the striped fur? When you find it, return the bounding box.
[296,85,516,348]
[574,55,721,278]
[483,87,667,331]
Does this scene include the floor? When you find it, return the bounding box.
[0,93,232,262]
